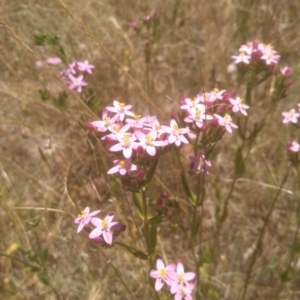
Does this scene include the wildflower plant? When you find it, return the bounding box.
[33,26,296,300]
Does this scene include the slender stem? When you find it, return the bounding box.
[239,165,291,300]
[142,188,149,252]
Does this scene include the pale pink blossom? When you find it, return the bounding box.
[74,207,101,233]
[180,97,202,111]
[170,262,196,295]
[184,105,213,128]
[67,74,88,93]
[149,258,176,291]
[89,213,119,245]
[77,60,95,74]
[190,153,211,174]
[261,45,280,65]
[107,159,138,175]
[229,97,249,116]
[282,109,300,124]
[106,101,134,121]
[35,61,43,68]
[103,123,131,141]
[109,132,137,158]
[126,115,147,129]
[214,113,238,133]
[161,120,190,147]
[280,66,292,77]
[287,141,300,152]
[88,109,119,133]
[135,130,167,156]
[173,285,194,300]
[46,57,62,65]
[232,52,251,64]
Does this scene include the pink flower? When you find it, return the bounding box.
[184,105,213,129]
[287,141,300,153]
[35,61,43,68]
[180,97,202,111]
[190,153,211,174]
[232,52,251,64]
[88,109,119,133]
[161,119,190,147]
[126,115,147,129]
[173,285,194,300]
[46,57,62,65]
[229,97,250,116]
[149,258,176,291]
[77,60,95,74]
[74,207,101,233]
[282,109,300,124]
[106,101,134,121]
[280,66,292,77]
[107,159,138,175]
[170,262,196,295]
[109,132,137,158]
[214,113,238,133]
[67,74,88,93]
[135,130,167,156]
[260,45,280,65]
[89,213,119,245]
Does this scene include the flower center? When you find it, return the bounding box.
[78,210,86,219]
[101,219,108,230]
[145,134,153,145]
[118,160,125,167]
[224,113,232,123]
[158,268,167,279]
[122,134,131,147]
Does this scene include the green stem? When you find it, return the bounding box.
[142,188,150,253]
[239,165,291,300]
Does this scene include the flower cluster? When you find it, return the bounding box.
[180,89,246,134]
[232,40,280,66]
[88,90,247,187]
[282,103,300,165]
[74,207,125,245]
[150,257,196,300]
[60,60,94,93]
[130,10,159,33]
[88,100,193,190]
[36,57,95,93]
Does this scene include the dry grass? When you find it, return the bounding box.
[1,0,300,299]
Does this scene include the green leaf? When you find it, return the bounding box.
[122,244,148,260]
[181,173,196,205]
[191,216,200,239]
[147,215,163,225]
[132,193,144,218]
[212,181,221,202]
[148,223,157,255]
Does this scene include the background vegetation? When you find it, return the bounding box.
[1,0,300,299]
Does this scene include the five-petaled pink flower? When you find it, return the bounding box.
[74,207,101,233]
[68,74,88,93]
[107,159,138,175]
[170,262,196,295]
[161,119,190,147]
[89,213,119,245]
[149,257,176,291]
[214,113,238,133]
[77,60,95,74]
[282,109,300,124]
[229,97,249,116]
